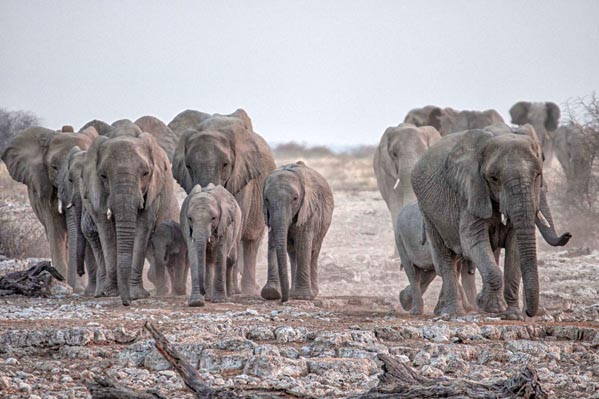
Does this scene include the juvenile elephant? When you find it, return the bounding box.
[404,106,504,136]
[2,126,97,290]
[554,123,598,193]
[147,220,189,296]
[82,129,179,305]
[373,123,441,248]
[412,129,548,318]
[180,184,242,306]
[509,101,560,163]
[261,162,334,302]
[172,109,276,295]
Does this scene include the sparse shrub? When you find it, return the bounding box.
[0,108,40,153]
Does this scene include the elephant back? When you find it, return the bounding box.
[135,116,178,162]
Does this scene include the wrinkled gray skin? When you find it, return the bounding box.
[82,129,179,305]
[180,184,242,306]
[404,106,505,136]
[509,101,560,163]
[554,123,598,193]
[261,162,334,302]
[2,126,97,291]
[147,220,189,296]
[135,116,179,162]
[172,109,276,296]
[373,123,441,250]
[412,129,546,318]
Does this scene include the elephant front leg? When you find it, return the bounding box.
[240,237,261,296]
[428,225,464,316]
[459,260,478,312]
[204,251,216,302]
[44,208,69,280]
[290,229,314,300]
[96,220,119,297]
[403,264,425,315]
[129,221,152,301]
[211,244,229,303]
[261,229,282,300]
[83,243,98,297]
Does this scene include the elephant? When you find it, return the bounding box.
[553,123,598,193]
[509,101,560,163]
[167,109,212,135]
[180,184,242,306]
[80,120,113,136]
[134,116,179,162]
[2,126,97,290]
[172,109,276,295]
[146,220,189,296]
[373,123,441,250]
[261,161,334,302]
[404,106,505,136]
[81,128,179,305]
[411,128,551,318]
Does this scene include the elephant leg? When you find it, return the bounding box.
[152,260,169,296]
[240,237,261,296]
[226,254,236,298]
[502,231,525,320]
[261,229,281,300]
[419,268,437,296]
[309,236,323,298]
[169,256,188,296]
[211,244,228,303]
[204,250,216,301]
[231,244,241,294]
[290,229,313,300]
[289,243,297,292]
[85,226,107,297]
[460,260,477,311]
[97,220,119,297]
[83,243,97,297]
[403,264,424,315]
[129,222,152,300]
[44,209,69,280]
[428,225,464,316]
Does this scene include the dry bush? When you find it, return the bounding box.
[0,108,40,153]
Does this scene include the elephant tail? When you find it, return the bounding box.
[420,218,427,246]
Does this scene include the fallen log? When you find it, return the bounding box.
[357,354,547,399]
[85,376,167,399]
[0,260,64,297]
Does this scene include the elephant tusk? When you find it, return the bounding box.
[208,236,212,243]
[58,199,63,214]
[393,178,400,190]
[66,203,73,209]
[107,208,112,220]
[501,213,507,225]
[537,210,551,228]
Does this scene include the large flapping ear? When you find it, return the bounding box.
[515,124,543,160]
[446,130,494,219]
[509,101,530,125]
[82,135,109,212]
[420,125,442,147]
[78,126,99,141]
[295,164,333,227]
[545,102,560,132]
[375,127,398,178]
[226,118,274,195]
[135,116,178,162]
[216,187,238,237]
[172,129,197,193]
[229,109,253,131]
[1,127,56,197]
[140,133,171,210]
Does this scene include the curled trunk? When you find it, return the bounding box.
[535,190,570,246]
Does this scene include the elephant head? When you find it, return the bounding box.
[173,109,270,195]
[509,101,560,162]
[404,106,504,136]
[554,124,596,194]
[134,116,178,162]
[404,106,451,135]
[447,130,544,316]
[80,120,113,136]
[86,131,172,305]
[168,109,212,136]
[147,220,188,296]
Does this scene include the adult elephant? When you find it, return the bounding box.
[134,116,179,162]
[82,128,179,305]
[172,109,276,295]
[80,120,113,136]
[373,123,441,247]
[2,126,97,290]
[412,129,547,318]
[509,101,560,163]
[404,106,504,136]
[553,123,598,193]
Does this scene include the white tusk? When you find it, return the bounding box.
[66,203,73,209]
[501,213,507,225]
[58,199,63,214]
[393,178,400,190]
[208,236,212,243]
[537,210,550,228]
[107,208,112,220]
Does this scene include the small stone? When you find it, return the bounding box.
[420,365,444,378]
[18,382,32,392]
[280,347,300,359]
[5,357,19,365]
[246,326,275,341]
[423,325,450,342]
[246,308,259,316]
[274,326,308,343]
[254,344,280,357]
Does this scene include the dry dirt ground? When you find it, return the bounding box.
[1,157,599,398]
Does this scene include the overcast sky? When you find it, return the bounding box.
[1,1,598,146]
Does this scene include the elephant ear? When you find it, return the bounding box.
[140,133,171,210]
[545,102,560,131]
[83,135,109,212]
[295,164,332,227]
[216,188,237,237]
[509,101,531,125]
[172,128,197,193]
[446,130,494,220]
[375,127,398,178]
[515,124,543,160]
[229,109,253,131]
[79,126,99,141]
[421,126,442,146]
[1,127,56,197]
[427,107,444,132]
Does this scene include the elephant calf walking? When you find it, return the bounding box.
[147,220,189,296]
[181,184,242,307]
[261,161,334,302]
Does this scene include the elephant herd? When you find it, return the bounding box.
[374,101,582,319]
[1,109,334,307]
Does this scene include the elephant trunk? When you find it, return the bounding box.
[192,238,208,298]
[65,198,85,283]
[113,193,139,306]
[398,168,416,205]
[271,210,290,302]
[535,189,570,246]
[508,179,539,317]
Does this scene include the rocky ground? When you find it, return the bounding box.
[1,189,599,398]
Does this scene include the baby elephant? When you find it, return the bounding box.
[181,184,242,307]
[261,161,334,302]
[146,220,189,296]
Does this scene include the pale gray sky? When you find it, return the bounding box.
[1,1,598,146]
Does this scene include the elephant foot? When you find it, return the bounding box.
[103,285,120,297]
[188,293,205,307]
[155,288,169,297]
[172,288,187,296]
[477,290,507,314]
[436,302,465,317]
[501,307,525,321]
[409,306,424,316]
[69,280,85,294]
[130,285,150,300]
[290,288,315,300]
[211,294,229,303]
[399,287,413,311]
[241,283,260,297]
[83,284,97,297]
[261,282,282,300]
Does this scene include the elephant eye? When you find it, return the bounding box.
[142,171,150,177]
[100,173,107,180]
[293,194,299,201]
[212,216,217,221]
[223,162,228,168]
[490,176,499,183]
[68,177,73,183]
[391,151,397,158]
[186,164,191,170]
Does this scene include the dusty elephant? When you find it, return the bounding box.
[412,129,550,318]
[146,220,189,296]
[373,123,441,250]
[134,116,179,162]
[509,101,560,163]
[1,126,97,291]
[404,106,504,136]
[261,161,334,302]
[82,129,179,305]
[180,184,242,306]
[172,109,276,295]
[553,123,599,193]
